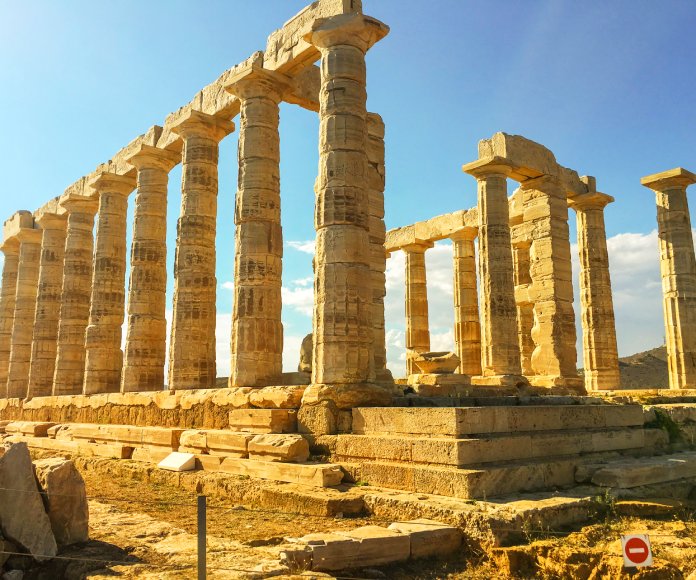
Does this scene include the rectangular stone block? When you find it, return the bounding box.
[5,421,56,437]
[248,434,310,463]
[158,452,196,472]
[336,526,411,567]
[229,409,297,433]
[131,447,172,464]
[217,457,343,487]
[206,431,255,456]
[301,533,359,571]
[388,519,462,559]
[591,452,696,488]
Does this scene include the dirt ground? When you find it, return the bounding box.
[11,461,696,579]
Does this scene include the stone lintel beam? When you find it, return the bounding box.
[641,167,696,192]
[385,209,476,254]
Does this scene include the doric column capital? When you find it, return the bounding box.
[304,14,389,53]
[225,62,291,102]
[125,144,180,173]
[641,167,696,193]
[402,240,434,254]
[0,238,19,256]
[170,110,235,142]
[568,192,614,212]
[15,227,43,244]
[462,156,513,179]
[60,195,99,216]
[88,172,137,197]
[34,211,67,230]
[450,227,478,242]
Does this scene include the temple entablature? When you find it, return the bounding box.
[385,209,478,254]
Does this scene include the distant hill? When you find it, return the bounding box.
[617,345,669,389]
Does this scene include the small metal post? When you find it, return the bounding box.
[198,495,206,580]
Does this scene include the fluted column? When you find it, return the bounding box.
[462,160,524,385]
[452,229,481,376]
[642,168,696,389]
[168,111,234,390]
[367,113,390,382]
[53,198,98,396]
[6,228,43,398]
[0,240,20,394]
[226,67,289,387]
[305,14,389,386]
[83,172,136,395]
[121,146,179,392]
[513,242,535,376]
[569,192,620,391]
[521,175,578,388]
[27,213,67,398]
[403,242,433,376]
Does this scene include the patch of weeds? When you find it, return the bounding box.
[520,515,554,543]
[237,474,250,481]
[591,488,618,523]
[646,407,683,444]
[353,480,370,487]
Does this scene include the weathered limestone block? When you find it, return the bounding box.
[306,14,389,387]
[301,382,392,410]
[122,145,180,393]
[53,197,98,396]
[217,456,343,486]
[83,172,136,394]
[451,229,481,376]
[0,443,57,560]
[403,241,433,376]
[5,421,56,437]
[336,526,411,567]
[27,213,67,398]
[300,532,359,571]
[521,175,578,387]
[388,519,462,559]
[0,239,20,392]
[228,408,298,433]
[248,433,310,462]
[6,228,43,399]
[412,351,460,374]
[462,159,524,385]
[569,191,620,391]
[168,111,234,390]
[298,333,313,373]
[641,168,696,389]
[34,457,89,546]
[367,112,390,381]
[226,63,289,388]
[248,385,305,409]
[178,429,254,457]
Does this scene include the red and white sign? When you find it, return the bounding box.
[621,534,653,568]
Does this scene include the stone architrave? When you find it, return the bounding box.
[53,198,98,396]
[6,228,43,398]
[366,112,390,382]
[462,159,524,385]
[403,241,433,376]
[168,111,234,390]
[225,65,290,388]
[513,241,535,376]
[305,14,389,386]
[27,213,67,398]
[569,192,620,391]
[0,239,20,394]
[642,168,696,390]
[451,229,481,376]
[83,172,136,395]
[520,175,579,388]
[121,145,179,393]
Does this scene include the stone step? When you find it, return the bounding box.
[356,458,578,499]
[6,435,133,459]
[330,427,644,467]
[53,423,182,449]
[228,409,297,433]
[590,452,696,488]
[352,405,643,437]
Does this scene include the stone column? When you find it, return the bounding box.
[520,175,579,388]
[305,14,389,387]
[226,66,289,388]
[121,146,179,393]
[569,192,620,391]
[168,111,234,390]
[0,239,20,394]
[367,113,390,382]
[27,213,67,398]
[403,242,433,376]
[451,229,481,376]
[642,168,696,389]
[6,228,43,398]
[513,241,535,376]
[462,160,524,385]
[53,198,98,396]
[83,172,136,395]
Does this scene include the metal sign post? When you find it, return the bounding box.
[198,495,207,580]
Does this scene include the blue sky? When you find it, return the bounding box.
[1,0,695,376]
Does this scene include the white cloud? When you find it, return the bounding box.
[281,284,314,317]
[221,281,234,291]
[287,240,316,255]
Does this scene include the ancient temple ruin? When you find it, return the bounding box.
[1,0,696,510]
